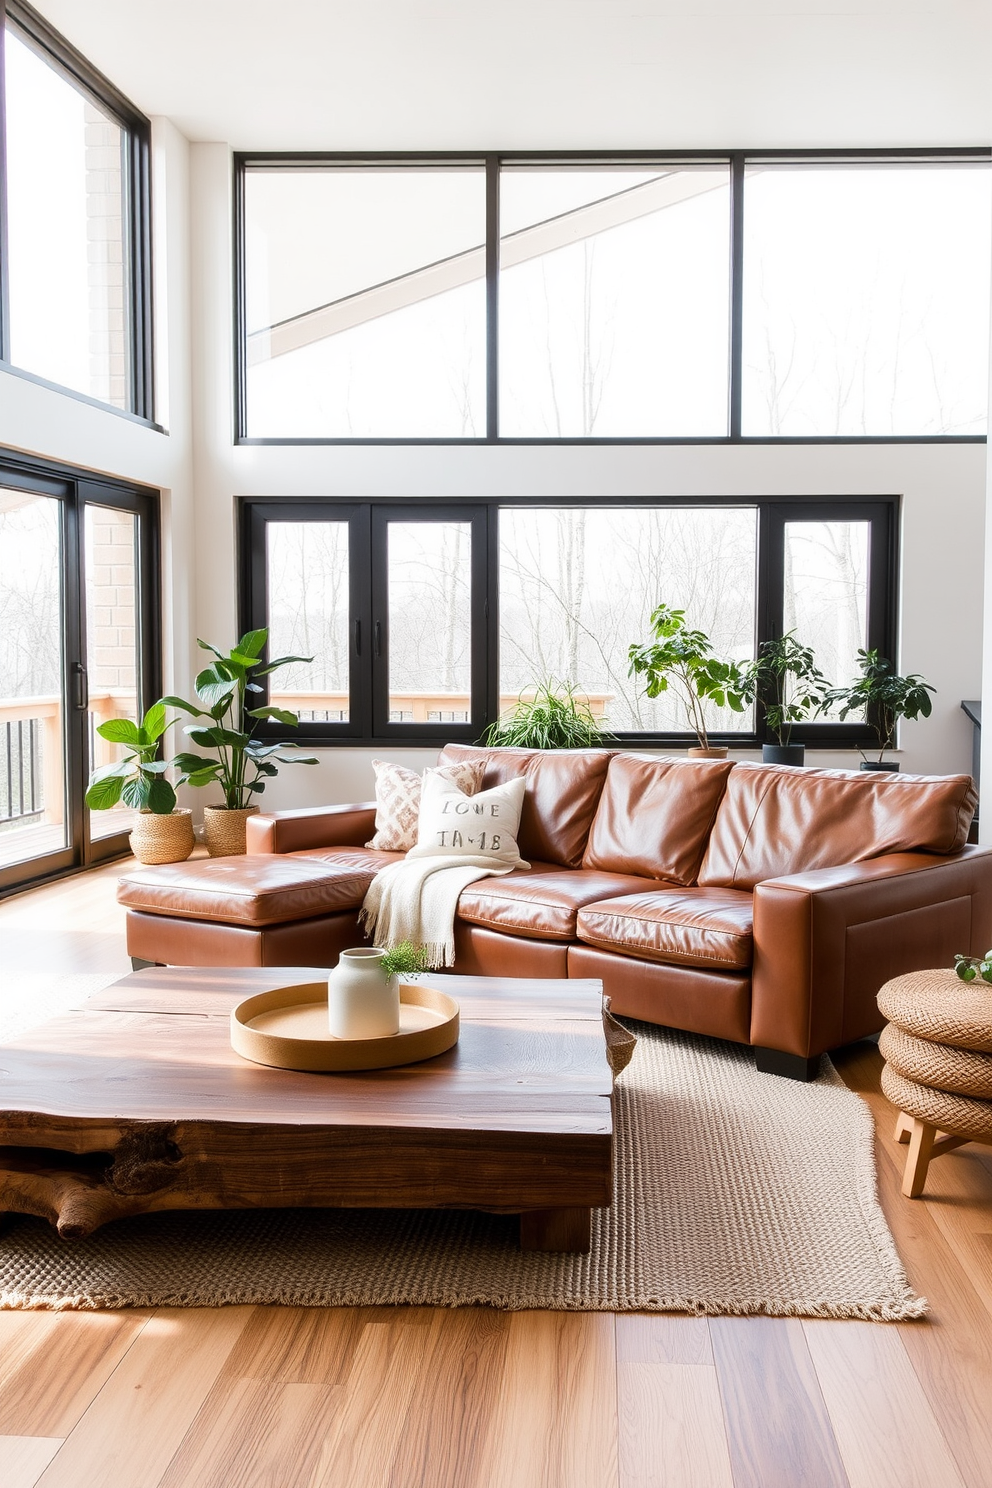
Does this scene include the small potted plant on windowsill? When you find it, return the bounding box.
[163,629,319,855]
[85,701,193,864]
[484,678,616,750]
[746,631,830,767]
[628,603,749,757]
[821,648,935,771]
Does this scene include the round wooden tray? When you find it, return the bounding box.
[230,980,460,1072]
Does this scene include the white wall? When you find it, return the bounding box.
[0,117,195,704]
[182,142,986,811]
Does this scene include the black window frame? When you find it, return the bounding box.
[0,0,154,423]
[0,446,161,897]
[240,493,896,752]
[234,148,991,448]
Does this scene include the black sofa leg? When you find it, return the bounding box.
[130,956,162,971]
[754,1047,821,1082]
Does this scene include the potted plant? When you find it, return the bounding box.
[85,701,194,864]
[484,678,615,749]
[628,603,750,757]
[822,648,935,771]
[163,628,318,855]
[327,941,430,1039]
[747,631,830,767]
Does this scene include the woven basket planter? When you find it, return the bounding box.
[129,809,195,865]
[203,805,258,857]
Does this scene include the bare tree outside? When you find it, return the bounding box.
[499,506,757,733]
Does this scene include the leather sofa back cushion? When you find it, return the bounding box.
[437,743,613,868]
[698,762,978,890]
[583,754,734,884]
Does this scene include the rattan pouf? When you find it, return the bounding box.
[877,969,992,1197]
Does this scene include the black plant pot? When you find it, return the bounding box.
[860,760,900,773]
[762,744,805,767]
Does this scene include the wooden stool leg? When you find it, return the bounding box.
[902,1116,938,1198]
[894,1112,915,1145]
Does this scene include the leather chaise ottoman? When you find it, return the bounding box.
[117,854,391,968]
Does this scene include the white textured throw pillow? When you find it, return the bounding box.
[365,758,486,851]
[409,773,528,868]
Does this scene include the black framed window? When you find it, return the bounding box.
[243,502,489,746]
[0,0,153,419]
[240,495,895,750]
[0,449,160,895]
[235,151,990,446]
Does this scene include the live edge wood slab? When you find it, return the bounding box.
[0,969,616,1254]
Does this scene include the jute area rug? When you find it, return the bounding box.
[0,974,925,1318]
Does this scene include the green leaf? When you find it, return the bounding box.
[171,752,218,773]
[121,776,151,810]
[141,760,169,773]
[97,718,141,745]
[90,758,134,782]
[160,695,211,719]
[141,700,168,741]
[85,774,125,810]
[146,776,177,814]
[186,769,221,788]
[186,726,247,748]
[237,628,268,659]
[253,655,313,677]
[246,706,299,726]
[958,964,978,981]
[196,638,226,659]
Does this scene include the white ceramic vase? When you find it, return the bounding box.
[327,948,400,1040]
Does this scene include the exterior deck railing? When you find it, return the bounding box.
[0,688,614,826]
[0,692,135,827]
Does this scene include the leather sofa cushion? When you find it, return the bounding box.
[437,743,614,868]
[576,887,754,970]
[583,753,733,883]
[289,847,404,874]
[117,855,380,926]
[699,762,979,890]
[456,864,660,941]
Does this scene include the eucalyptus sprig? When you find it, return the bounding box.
[953,952,992,984]
[379,942,431,979]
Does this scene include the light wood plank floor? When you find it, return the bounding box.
[1,861,991,1487]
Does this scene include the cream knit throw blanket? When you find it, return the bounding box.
[360,855,516,968]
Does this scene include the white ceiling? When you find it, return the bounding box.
[28,0,992,150]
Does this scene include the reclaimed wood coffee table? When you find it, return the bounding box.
[0,969,620,1253]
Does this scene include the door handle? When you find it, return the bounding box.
[353,618,361,656]
[72,661,88,711]
[374,621,382,658]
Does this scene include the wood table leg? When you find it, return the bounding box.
[519,1206,592,1253]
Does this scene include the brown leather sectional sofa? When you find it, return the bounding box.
[118,745,991,1080]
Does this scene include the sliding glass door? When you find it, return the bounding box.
[0,461,159,894]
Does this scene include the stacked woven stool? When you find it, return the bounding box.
[878,969,992,1197]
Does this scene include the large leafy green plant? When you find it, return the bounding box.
[484,678,615,749]
[164,629,318,809]
[747,631,830,746]
[85,702,177,814]
[822,648,935,763]
[628,604,750,749]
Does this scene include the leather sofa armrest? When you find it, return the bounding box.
[246,803,378,855]
[750,846,992,1060]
